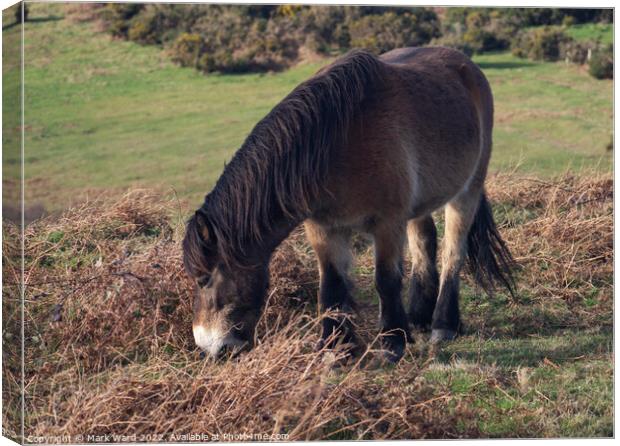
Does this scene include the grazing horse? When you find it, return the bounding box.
[183,47,515,362]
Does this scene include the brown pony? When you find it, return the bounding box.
[183,47,515,362]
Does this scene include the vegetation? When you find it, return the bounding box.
[90,4,441,74]
[589,45,613,79]
[65,5,613,79]
[565,23,613,45]
[434,8,613,77]
[3,171,613,440]
[86,4,616,79]
[511,27,570,61]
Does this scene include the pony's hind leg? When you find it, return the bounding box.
[304,220,358,350]
[407,216,439,331]
[431,190,480,343]
[372,221,413,362]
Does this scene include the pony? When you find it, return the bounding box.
[182,47,515,362]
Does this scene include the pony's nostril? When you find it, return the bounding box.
[216,340,248,360]
[217,344,234,359]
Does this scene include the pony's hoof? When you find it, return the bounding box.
[316,336,362,359]
[381,333,408,363]
[411,319,431,333]
[315,339,325,351]
[408,307,434,333]
[382,344,405,363]
[430,328,457,343]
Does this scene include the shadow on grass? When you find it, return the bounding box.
[434,328,612,367]
[2,16,63,31]
[26,16,64,23]
[477,60,538,70]
[2,21,19,31]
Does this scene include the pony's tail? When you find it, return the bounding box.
[466,193,516,298]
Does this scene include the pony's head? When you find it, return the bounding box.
[182,212,268,359]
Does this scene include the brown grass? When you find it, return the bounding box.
[64,3,105,24]
[2,172,612,440]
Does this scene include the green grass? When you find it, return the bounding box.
[2,3,613,212]
[419,354,612,437]
[475,51,611,175]
[564,23,613,45]
[2,5,22,210]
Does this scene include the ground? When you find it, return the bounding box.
[2,3,614,441]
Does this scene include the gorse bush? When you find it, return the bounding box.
[97,4,440,74]
[511,25,614,80]
[169,33,204,69]
[589,45,613,79]
[349,12,441,54]
[560,39,591,65]
[99,3,144,38]
[511,27,571,61]
[438,7,611,57]
[176,8,301,73]
[93,4,612,75]
[440,8,512,54]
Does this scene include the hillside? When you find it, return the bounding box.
[1,3,613,214]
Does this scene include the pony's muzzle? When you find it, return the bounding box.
[193,324,247,359]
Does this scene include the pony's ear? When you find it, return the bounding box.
[183,212,218,278]
[200,220,210,243]
[194,211,216,248]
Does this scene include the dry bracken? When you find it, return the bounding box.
[2,172,612,440]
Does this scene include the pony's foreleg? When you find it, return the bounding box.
[431,192,480,342]
[407,216,439,331]
[373,221,413,362]
[304,220,358,350]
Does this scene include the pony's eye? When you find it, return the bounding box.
[197,275,211,288]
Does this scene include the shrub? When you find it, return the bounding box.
[349,11,440,54]
[127,15,159,44]
[167,10,301,74]
[441,8,512,54]
[589,44,613,79]
[511,27,571,61]
[169,33,205,69]
[98,4,442,73]
[126,4,212,45]
[296,6,350,53]
[560,39,591,65]
[98,4,613,75]
[100,4,145,38]
[501,8,611,27]
[430,35,474,57]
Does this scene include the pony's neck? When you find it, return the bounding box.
[202,50,385,269]
[228,208,302,270]
[203,184,305,270]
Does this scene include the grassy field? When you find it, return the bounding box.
[2,3,614,440]
[2,3,613,213]
[564,22,614,45]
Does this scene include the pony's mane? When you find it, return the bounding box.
[185,50,386,271]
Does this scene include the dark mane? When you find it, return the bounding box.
[185,50,386,271]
